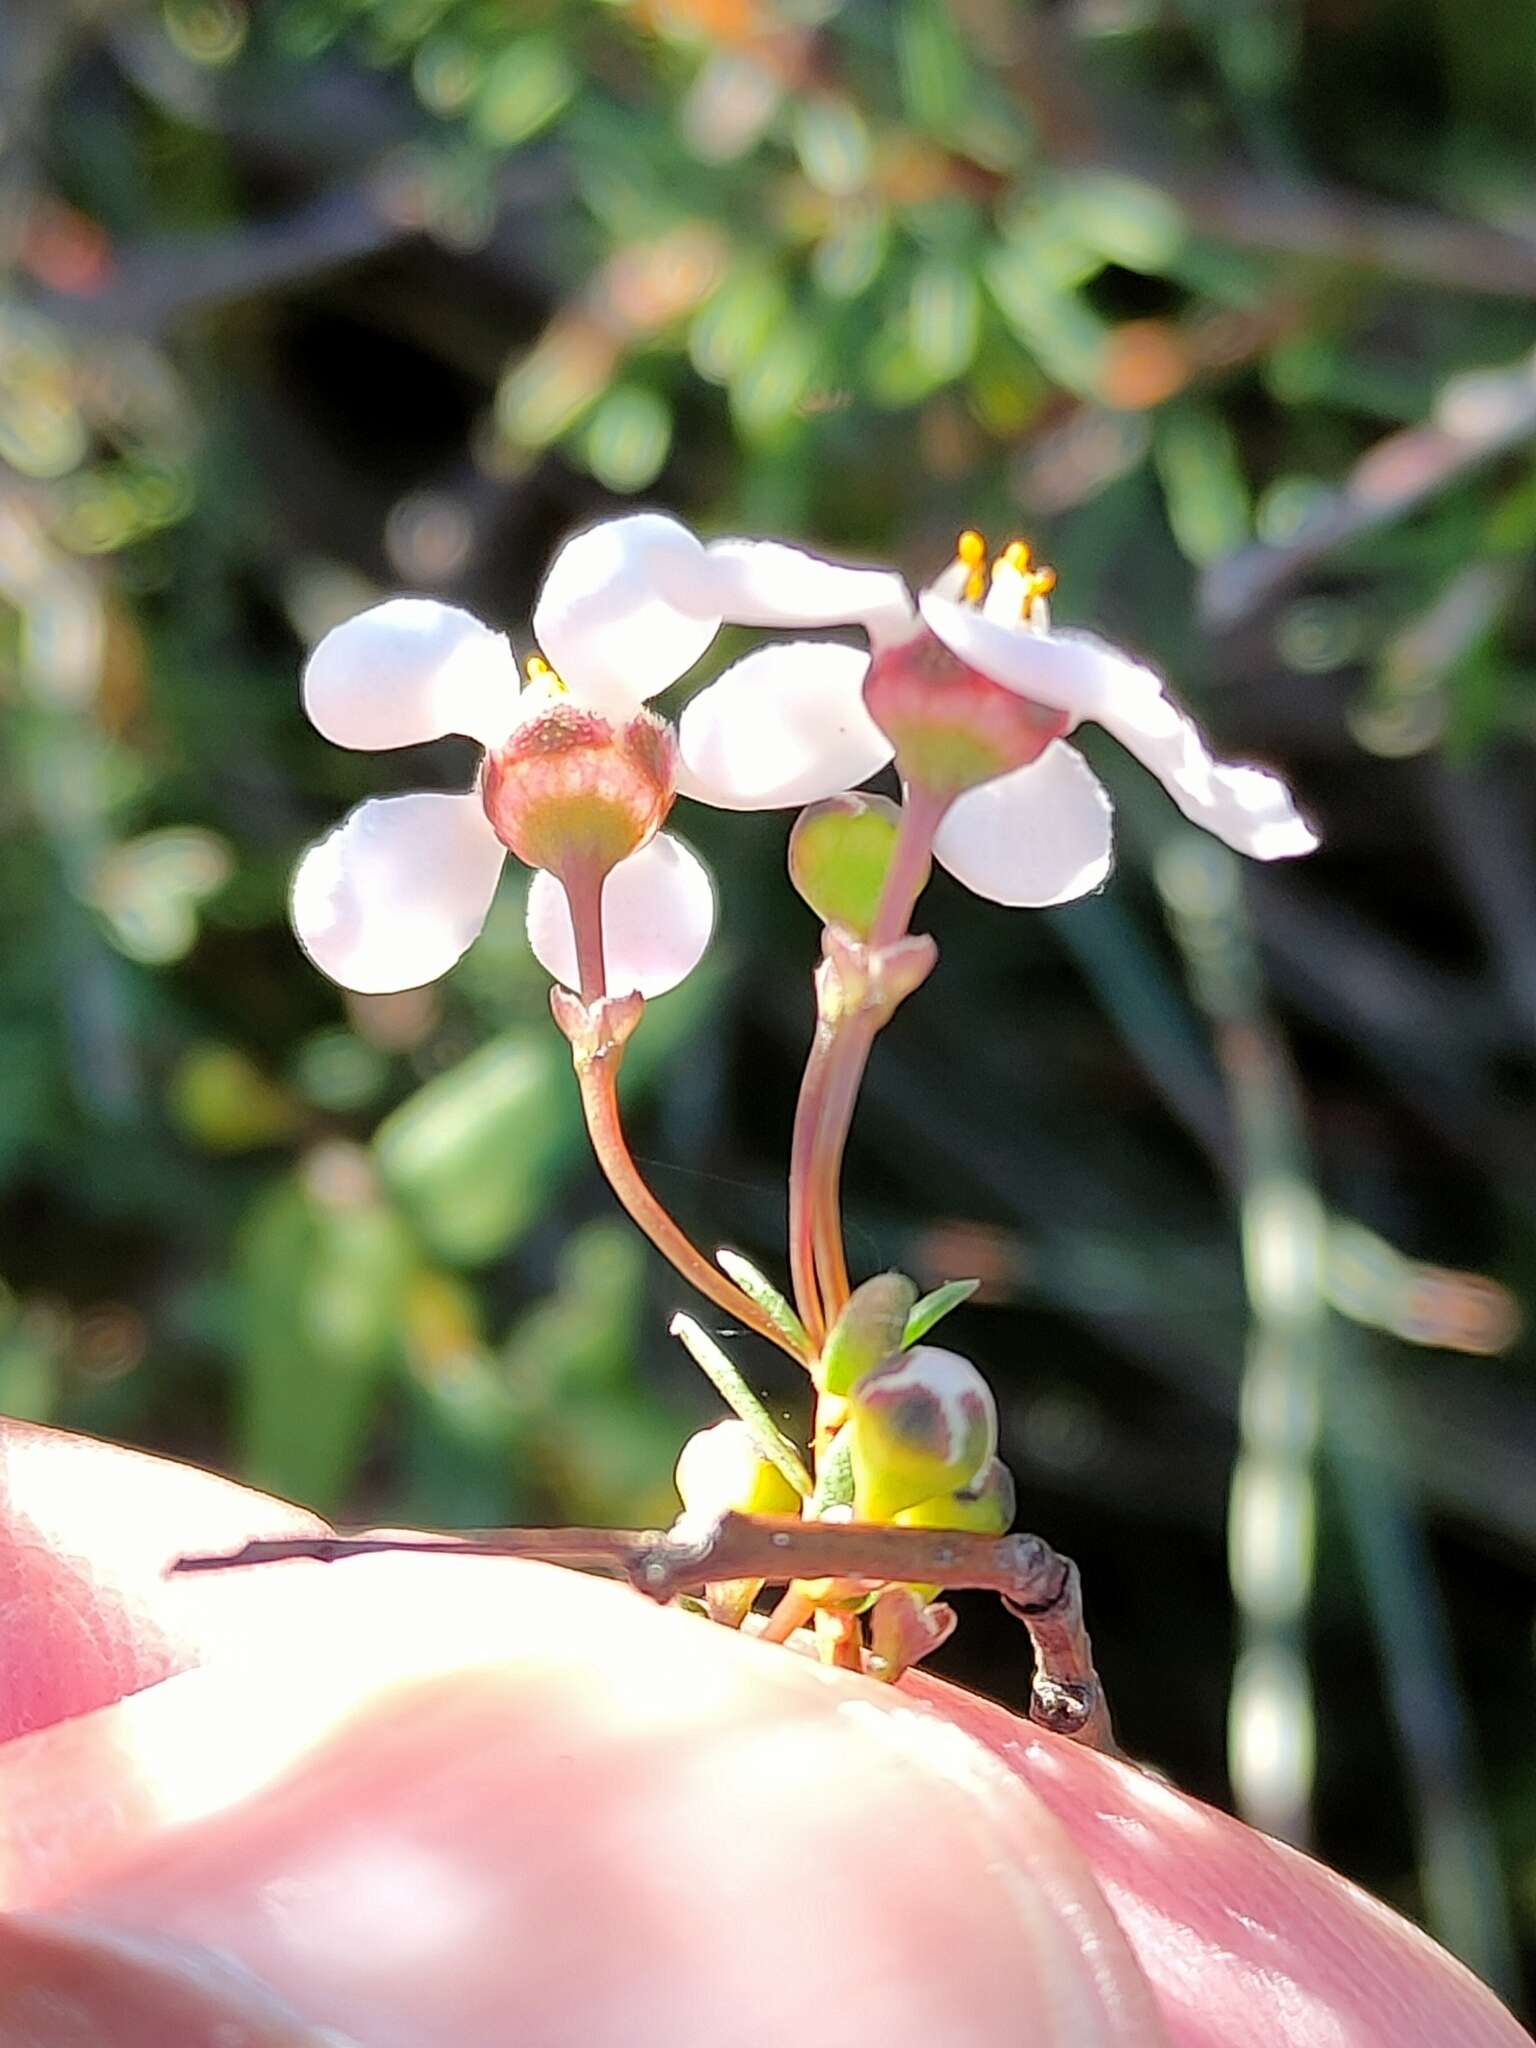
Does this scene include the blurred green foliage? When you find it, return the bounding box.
[4,0,1536,2014]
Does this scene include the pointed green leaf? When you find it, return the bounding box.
[715,1247,810,1356]
[809,1426,856,1517]
[902,1278,980,1347]
[669,1313,812,1498]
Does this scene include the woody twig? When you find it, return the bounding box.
[174,1513,1114,1750]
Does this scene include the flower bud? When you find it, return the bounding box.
[481,697,677,881]
[788,793,917,939]
[893,1456,1016,1538]
[846,1343,998,1522]
[819,1271,918,1396]
[891,1458,1017,1605]
[863,627,1069,802]
[674,1419,802,1522]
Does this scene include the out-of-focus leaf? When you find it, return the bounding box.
[168,1043,301,1152]
[689,263,788,385]
[375,969,718,1268]
[729,319,816,441]
[983,245,1110,398]
[0,1284,61,1425]
[89,828,233,965]
[811,202,889,301]
[470,36,574,147]
[502,1221,645,1406]
[1153,404,1252,566]
[1050,172,1187,274]
[580,384,672,493]
[375,1029,583,1267]
[497,321,617,450]
[895,0,977,136]
[908,258,981,382]
[789,94,871,197]
[235,1147,416,1508]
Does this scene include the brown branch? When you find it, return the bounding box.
[173,1513,1114,1750]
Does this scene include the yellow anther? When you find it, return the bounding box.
[1001,539,1032,572]
[955,529,988,603]
[1018,563,1057,621]
[524,651,568,691]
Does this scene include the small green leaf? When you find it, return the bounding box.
[809,1426,855,1517]
[902,1278,980,1347]
[822,1272,919,1396]
[669,1314,812,1498]
[715,1248,810,1355]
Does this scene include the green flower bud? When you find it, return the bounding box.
[674,1419,802,1521]
[894,1456,1016,1537]
[820,1271,919,1396]
[788,792,915,938]
[846,1343,998,1522]
[893,1457,1016,1602]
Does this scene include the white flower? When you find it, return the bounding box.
[687,530,1317,912]
[909,543,1318,907]
[291,514,909,998]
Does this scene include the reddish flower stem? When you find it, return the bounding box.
[574,1057,814,1367]
[558,863,814,1368]
[786,1022,835,1347]
[560,859,609,1004]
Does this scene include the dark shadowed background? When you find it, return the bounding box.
[3,0,1535,2017]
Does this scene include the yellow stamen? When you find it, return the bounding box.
[524,651,567,691]
[956,528,988,603]
[1001,538,1032,572]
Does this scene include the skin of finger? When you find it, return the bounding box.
[0,1420,327,1742]
[0,1916,340,2048]
[0,1555,1173,2048]
[902,1671,1534,2048]
[1,1421,1527,2048]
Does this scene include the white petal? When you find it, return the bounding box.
[675,641,893,811]
[919,590,1125,719]
[933,742,1114,907]
[1092,676,1321,860]
[532,514,720,717]
[702,539,915,642]
[921,601,1319,861]
[302,600,518,752]
[525,832,716,998]
[292,790,505,994]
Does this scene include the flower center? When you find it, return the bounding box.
[861,530,1071,802]
[481,697,678,882]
